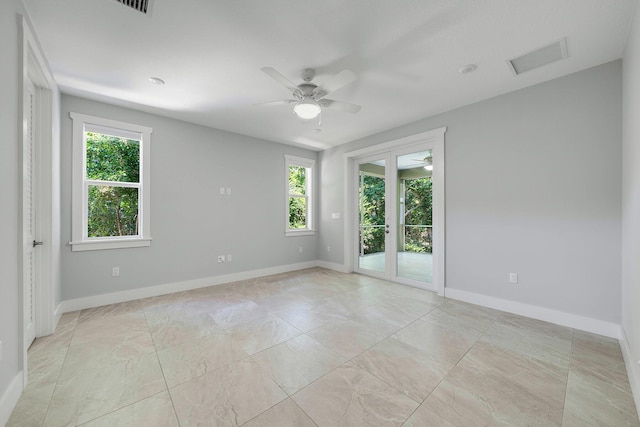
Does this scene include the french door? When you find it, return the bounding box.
[353,142,441,292]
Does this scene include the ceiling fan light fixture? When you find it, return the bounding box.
[293,100,321,119]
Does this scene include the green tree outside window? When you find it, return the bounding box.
[85,132,140,238]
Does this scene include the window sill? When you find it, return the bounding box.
[285,229,316,237]
[69,237,152,252]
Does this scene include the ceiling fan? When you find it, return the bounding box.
[257,67,362,120]
[412,154,433,170]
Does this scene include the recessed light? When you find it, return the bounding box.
[459,64,477,75]
[148,77,165,85]
[312,128,322,133]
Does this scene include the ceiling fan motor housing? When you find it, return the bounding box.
[301,68,316,82]
[297,83,318,98]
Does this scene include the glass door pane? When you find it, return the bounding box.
[396,150,433,283]
[358,159,386,274]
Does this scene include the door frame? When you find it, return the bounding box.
[19,15,57,386]
[343,127,446,296]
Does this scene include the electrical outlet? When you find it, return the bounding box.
[112,267,120,277]
[299,246,303,253]
[220,187,225,195]
[227,254,232,262]
[509,273,518,284]
[217,255,225,263]
[226,187,232,195]
[327,246,331,252]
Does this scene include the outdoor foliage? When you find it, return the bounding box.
[359,173,432,255]
[86,132,140,238]
[289,165,308,229]
[403,177,433,253]
[359,174,386,254]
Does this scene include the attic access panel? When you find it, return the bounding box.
[508,38,568,75]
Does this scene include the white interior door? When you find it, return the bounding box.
[23,77,38,349]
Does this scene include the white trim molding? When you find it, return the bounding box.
[445,287,621,339]
[285,154,316,236]
[317,260,350,273]
[0,372,24,427]
[19,14,60,390]
[59,261,319,313]
[620,326,640,419]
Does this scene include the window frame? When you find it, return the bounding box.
[285,154,315,236]
[69,112,152,251]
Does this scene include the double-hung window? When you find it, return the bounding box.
[285,155,315,236]
[70,113,152,251]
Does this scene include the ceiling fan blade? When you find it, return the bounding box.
[261,67,300,95]
[319,98,361,114]
[253,99,296,107]
[314,70,357,97]
[411,156,432,163]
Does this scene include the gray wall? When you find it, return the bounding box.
[0,0,26,410]
[319,60,622,323]
[622,0,640,394]
[60,96,318,300]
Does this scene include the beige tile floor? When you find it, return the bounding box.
[7,268,640,426]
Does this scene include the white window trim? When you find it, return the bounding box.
[285,154,316,236]
[69,112,152,251]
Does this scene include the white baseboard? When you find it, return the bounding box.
[59,261,319,313]
[317,260,350,273]
[53,302,63,326]
[620,326,640,418]
[0,371,24,427]
[444,288,621,339]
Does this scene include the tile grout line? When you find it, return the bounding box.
[142,304,184,427]
[399,312,502,424]
[559,328,576,426]
[281,303,445,423]
[37,312,81,427]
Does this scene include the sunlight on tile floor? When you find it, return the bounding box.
[8,268,640,426]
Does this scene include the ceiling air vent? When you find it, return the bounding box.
[507,38,568,76]
[114,0,150,14]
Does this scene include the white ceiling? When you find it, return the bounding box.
[23,0,636,151]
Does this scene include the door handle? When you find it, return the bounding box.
[33,240,43,247]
